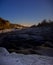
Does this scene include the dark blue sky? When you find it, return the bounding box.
[0,0,53,26]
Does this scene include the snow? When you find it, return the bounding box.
[0,27,52,42]
[0,56,22,65]
[18,34,29,39]
[0,47,9,56]
[0,47,53,65]
[30,35,44,41]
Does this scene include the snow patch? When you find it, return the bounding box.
[0,47,9,56]
[0,47,53,65]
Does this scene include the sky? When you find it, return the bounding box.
[0,0,53,26]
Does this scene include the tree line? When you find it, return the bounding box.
[0,18,53,29]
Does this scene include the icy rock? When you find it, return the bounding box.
[0,47,9,56]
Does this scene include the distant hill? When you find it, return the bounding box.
[0,18,53,30]
[37,20,53,27]
[30,20,53,28]
[0,18,26,30]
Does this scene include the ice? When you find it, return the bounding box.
[0,47,53,65]
[0,56,23,65]
[0,47,9,56]
[30,35,44,41]
[18,34,29,39]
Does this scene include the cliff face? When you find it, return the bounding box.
[0,18,25,29]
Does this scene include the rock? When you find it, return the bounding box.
[0,47,9,56]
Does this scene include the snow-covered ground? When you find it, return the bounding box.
[0,27,52,41]
[0,47,53,65]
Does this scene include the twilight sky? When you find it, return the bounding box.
[0,0,53,26]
